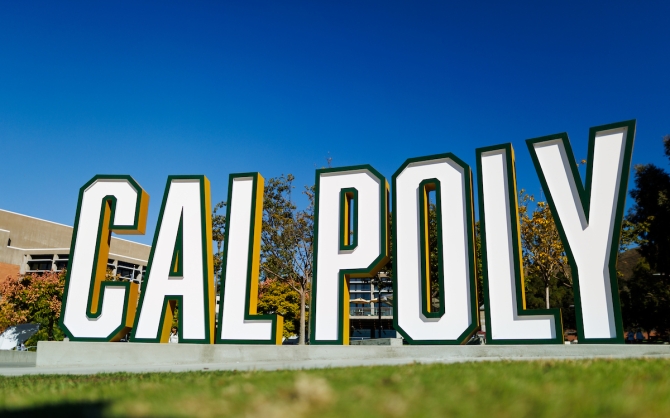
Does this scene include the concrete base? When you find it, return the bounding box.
[0,342,658,376]
[0,351,36,367]
[351,338,402,346]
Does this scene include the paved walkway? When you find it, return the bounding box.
[0,357,482,376]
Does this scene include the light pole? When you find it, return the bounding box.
[371,271,391,339]
[377,294,383,338]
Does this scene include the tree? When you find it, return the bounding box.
[0,271,65,345]
[426,202,440,311]
[474,221,484,308]
[518,191,570,309]
[628,137,670,276]
[260,175,314,345]
[620,258,670,337]
[212,201,227,285]
[620,134,670,337]
[257,278,301,339]
[212,174,313,344]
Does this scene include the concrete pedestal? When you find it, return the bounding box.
[0,342,667,376]
[0,341,658,376]
[0,351,36,367]
[350,338,402,346]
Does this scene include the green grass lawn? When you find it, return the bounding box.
[1,359,669,417]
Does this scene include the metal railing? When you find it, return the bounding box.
[350,307,393,317]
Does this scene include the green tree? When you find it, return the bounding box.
[260,175,313,345]
[426,203,440,311]
[620,258,670,337]
[425,207,481,314]
[474,221,484,309]
[212,201,227,285]
[628,137,670,276]
[620,134,670,337]
[257,278,301,339]
[212,174,313,344]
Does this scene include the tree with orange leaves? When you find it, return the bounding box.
[518,190,571,310]
[0,270,65,344]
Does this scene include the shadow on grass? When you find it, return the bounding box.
[0,401,109,417]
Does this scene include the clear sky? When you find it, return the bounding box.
[1,1,668,245]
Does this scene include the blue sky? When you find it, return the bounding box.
[1,1,668,245]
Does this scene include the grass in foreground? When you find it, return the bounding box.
[1,359,669,417]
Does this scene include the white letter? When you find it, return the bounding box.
[217,173,283,344]
[393,154,478,344]
[131,176,216,343]
[310,166,389,345]
[527,120,635,342]
[477,145,562,344]
[61,176,148,341]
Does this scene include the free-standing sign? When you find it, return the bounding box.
[59,120,635,345]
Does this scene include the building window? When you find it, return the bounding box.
[27,254,54,272]
[115,260,144,283]
[54,254,69,272]
[350,284,371,292]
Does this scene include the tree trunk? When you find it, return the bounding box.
[48,317,54,341]
[545,284,551,309]
[299,287,306,345]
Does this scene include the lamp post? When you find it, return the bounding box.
[371,271,391,339]
[377,295,383,338]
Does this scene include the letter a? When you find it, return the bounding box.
[131,176,216,343]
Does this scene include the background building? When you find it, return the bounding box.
[349,273,396,340]
[0,209,150,284]
[0,208,398,341]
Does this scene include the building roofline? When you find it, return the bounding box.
[0,208,72,229]
[109,253,148,263]
[110,236,151,248]
[8,246,70,252]
[7,246,148,264]
[0,208,151,249]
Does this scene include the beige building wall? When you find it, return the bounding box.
[0,209,150,281]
